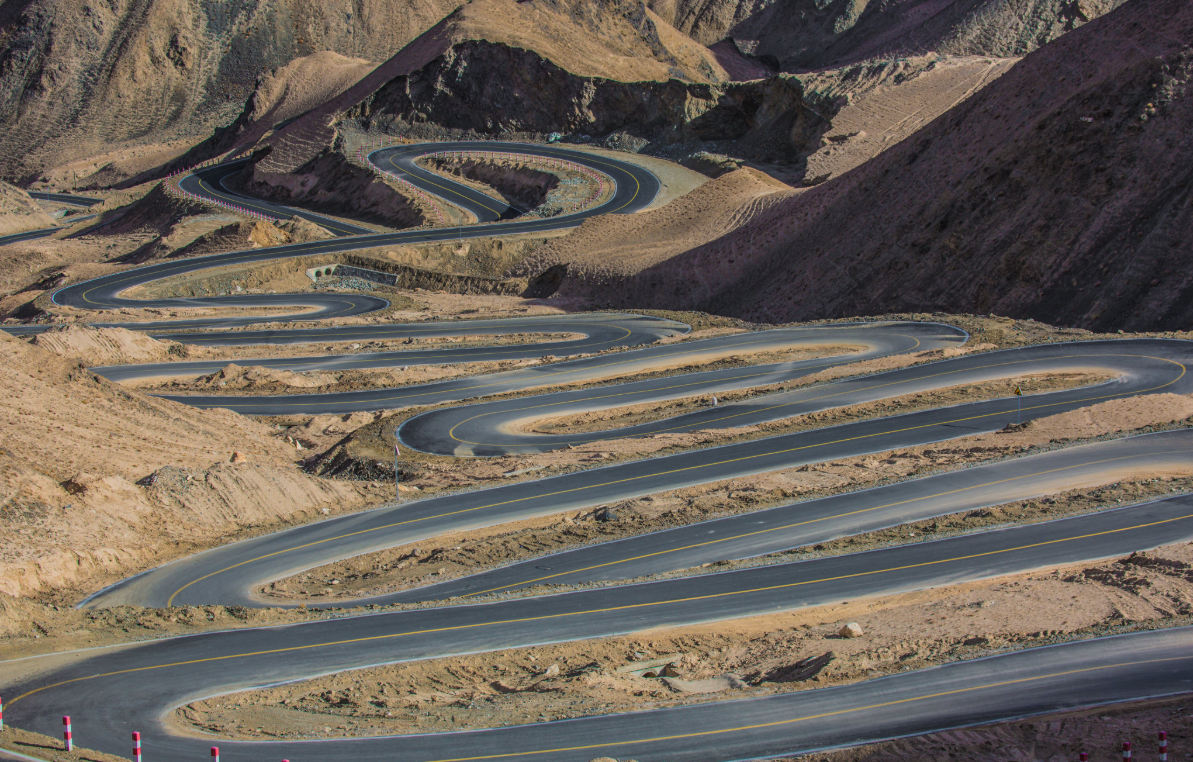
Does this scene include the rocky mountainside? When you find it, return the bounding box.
[531,0,1193,333]
[0,330,380,599]
[248,0,758,175]
[653,0,1128,70]
[0,0,461,182]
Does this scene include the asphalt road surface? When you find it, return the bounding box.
[0,192,104,247]
[3,141,658,334]
[3,144,1192,762]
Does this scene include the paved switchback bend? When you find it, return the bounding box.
[2,142,1192,762]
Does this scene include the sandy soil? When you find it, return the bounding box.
[176,540,1193,740]
[31,138,196,191]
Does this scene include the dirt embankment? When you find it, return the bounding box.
[129,249,530,303]
[179,539,1193,740]
[235,148,434,231]
[0,180,56,235]
[714,0,1125,71]
[421,156,560,211]
[29,325,187,365]
[0,332,388,602]
[126,217,335,265]
[513,167,796,293]
[525,366,1088,434]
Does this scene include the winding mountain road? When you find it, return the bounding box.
[3,143,1192,762]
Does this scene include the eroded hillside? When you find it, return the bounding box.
[525,0,1193,333]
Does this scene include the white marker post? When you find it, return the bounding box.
[62,716,72,751]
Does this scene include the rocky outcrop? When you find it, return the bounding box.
[352,40,830,163]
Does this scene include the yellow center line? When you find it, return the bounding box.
[16,510,1192,706]
[161,354,1181,606]
[461,447,1193,596]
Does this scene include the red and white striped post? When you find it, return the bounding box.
[1123,741,1132,760]
[211,746,220,762]
[1080,754,1088,762]
[62,715,72,751]
[0,695,4,731]
[1160,731,1168,762]
[132,731,142,762]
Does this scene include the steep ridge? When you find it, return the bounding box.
[162,50,379,177]
[531,0,1193,333]
[652,0,1128,70]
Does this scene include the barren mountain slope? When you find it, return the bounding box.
[0,331,380,599]
[0,180,55,235]
[535,0,1193,333]
[169,50,377,171]
[0,0,461,182]
[652,0,1126,70]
